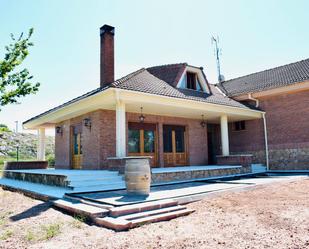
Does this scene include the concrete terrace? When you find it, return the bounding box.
[0,165,266,199]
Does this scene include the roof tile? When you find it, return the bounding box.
[219,58,309,96]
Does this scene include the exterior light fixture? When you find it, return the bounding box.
[200,115,206,128]
[139,107,145,123]
[55,126,63,135]
[83,118,92,129]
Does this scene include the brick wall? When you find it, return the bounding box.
[55,109,116,169]
[55,120,71,169]
[55,110,208,169]
[229,90,309,170]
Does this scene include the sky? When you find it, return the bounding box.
[0,0,308,135]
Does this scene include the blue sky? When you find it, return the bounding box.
[0,0,308,134]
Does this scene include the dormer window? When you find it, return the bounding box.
[176,66,209,93]
[186,72,197,90]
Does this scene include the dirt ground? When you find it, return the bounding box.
[0,178,308,249]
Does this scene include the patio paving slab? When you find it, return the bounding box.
[70,181,249,206]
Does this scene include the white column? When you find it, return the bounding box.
[116,101,126,157]
[37,128,46,160]
[220,115,230,156]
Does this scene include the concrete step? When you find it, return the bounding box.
[67,179,124,188]
[72,183,126,192]
[66,172,120,181]
[64,194,114,209]
[120,205,187,221]
[67,176,123,183]
[94,207,195,231]
[94,217,132,231]
[130,208,195,228]
[53,199,109,218]
[110,199,178,217]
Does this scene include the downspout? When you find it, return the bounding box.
[249,93,268,169]
[248,93,259,108]
[262,113,269,171]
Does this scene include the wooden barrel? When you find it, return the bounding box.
[124,157,151,195]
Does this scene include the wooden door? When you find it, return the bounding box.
[128,123,158,167]
[71,126,83,169]
[163,125,187,166]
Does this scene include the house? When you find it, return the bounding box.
[217,59,309,170]
[25,24,306,171]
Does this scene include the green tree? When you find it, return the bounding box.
[0,28,40,109]
[0,124,11,132]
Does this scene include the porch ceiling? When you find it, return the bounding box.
[23,88,263,129]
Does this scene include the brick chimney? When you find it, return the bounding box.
[100,24,115,87]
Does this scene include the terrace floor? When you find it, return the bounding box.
[0,164,267,199]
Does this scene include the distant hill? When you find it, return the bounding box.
[0,131,54,159]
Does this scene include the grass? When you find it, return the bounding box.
[25,230,36,242]
[0,211,13,226]
[41,223,61,240]
[71,214,87,229]
[0,230,13,240]
[23,222,62,242]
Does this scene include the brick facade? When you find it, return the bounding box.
[55,109,116,169]
[55,110,208,169]
[228,90,309,170]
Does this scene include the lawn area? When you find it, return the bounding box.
[0,178,308,249]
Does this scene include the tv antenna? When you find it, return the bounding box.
[211,36,224,83]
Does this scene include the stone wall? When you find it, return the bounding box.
[216,154,252,173]
[4,161,48,170]
[151,166,243,184]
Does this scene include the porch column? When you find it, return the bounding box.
[37,128,46,160]
[116,101,126,157]
[220,115,230,156]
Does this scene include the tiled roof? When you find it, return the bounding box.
[219,58,309,97]
[147,63,187,87]
[111,68,254,110]
[24,64,258,125]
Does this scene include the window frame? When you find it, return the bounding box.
[186,72,197,90]
[233,121,246,131]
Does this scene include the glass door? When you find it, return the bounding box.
[163,125,187,166]
[71,126,83,169]
[128,122,157,167]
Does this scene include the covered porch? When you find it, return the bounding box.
[23,88,265,169]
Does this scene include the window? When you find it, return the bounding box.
[234,121,246,131]
[186,72,196,90]
[144,130,155,153]
[163,125,185,153]
[128,129,140,153]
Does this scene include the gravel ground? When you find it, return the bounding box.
[0,178,308,249]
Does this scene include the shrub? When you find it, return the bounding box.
[46,154,55,167]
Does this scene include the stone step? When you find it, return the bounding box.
[120,205,187,221]
[130,208,195,228]
[53,199,109,218]
[110,199,178,217]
